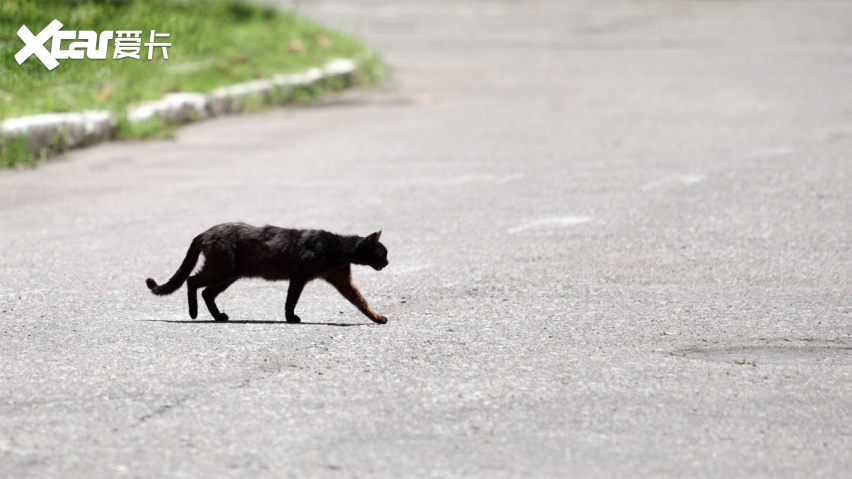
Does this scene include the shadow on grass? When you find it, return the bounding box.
[141,319,369,327]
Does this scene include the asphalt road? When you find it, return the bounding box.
[2,0,851,477]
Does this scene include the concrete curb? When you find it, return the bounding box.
[1,58,357,161]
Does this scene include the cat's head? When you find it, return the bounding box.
[356,231,388,271]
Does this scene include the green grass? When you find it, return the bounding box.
[0,0,385,166]
[0,134,35,168]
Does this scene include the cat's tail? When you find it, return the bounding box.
[146,236,203,295]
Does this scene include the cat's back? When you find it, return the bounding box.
[199,222,262,242]
[202,223,348,255]
[201,222,322,243]
[256,224,306,248]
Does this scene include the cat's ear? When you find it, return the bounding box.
[366,230,382,243]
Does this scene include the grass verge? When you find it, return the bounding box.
[0,0,385,167]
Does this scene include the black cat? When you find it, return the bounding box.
[146,223,389,323]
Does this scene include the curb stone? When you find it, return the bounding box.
[1,58,357,162]
[0,110,116,153]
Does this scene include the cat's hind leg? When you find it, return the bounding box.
[202,279,236,322]
[187,275,200,319]
[186,257,235,320]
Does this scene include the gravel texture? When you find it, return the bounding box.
[1,0,850,477]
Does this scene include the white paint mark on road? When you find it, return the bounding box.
[492,173,524,185]
[745,147,792,159]
[508,216,592,234]
[641,175,707,191]
[415,173,523,186]
[388,263,432,275]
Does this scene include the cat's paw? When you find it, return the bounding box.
[373,315,388,324]
[286,314,301,324]
[214,313,229,322]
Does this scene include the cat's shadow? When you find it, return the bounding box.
[142,319,369,327]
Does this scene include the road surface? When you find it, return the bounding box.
[1,0,850,477]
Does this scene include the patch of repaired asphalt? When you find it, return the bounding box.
[675,345,852,366]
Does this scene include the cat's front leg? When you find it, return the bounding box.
[324,270,387,324]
